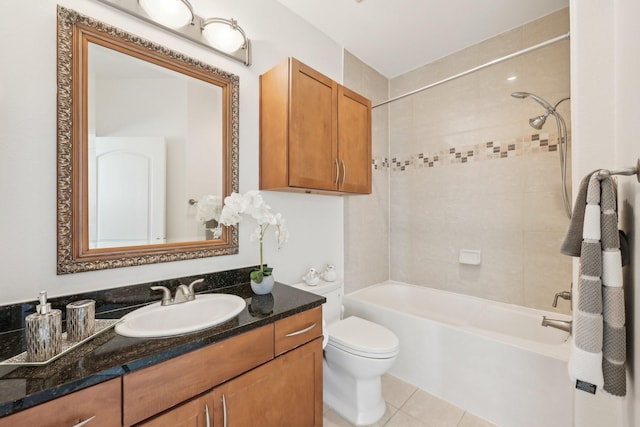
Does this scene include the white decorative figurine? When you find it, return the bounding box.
[302,268,320,286]
[321,264,337,282]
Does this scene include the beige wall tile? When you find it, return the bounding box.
[385,9,571,310]
[523,230,573,314]
[343,50,390,293]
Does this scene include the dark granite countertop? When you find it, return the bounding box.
[0,267,324,418]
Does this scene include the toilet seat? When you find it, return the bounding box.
[327,316,399,359]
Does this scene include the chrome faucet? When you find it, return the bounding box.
[151,279,206,306]
[541,316,572,333]
[552,290,572,307]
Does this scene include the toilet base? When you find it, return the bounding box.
[323,358,387,426]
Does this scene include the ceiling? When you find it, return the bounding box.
[277,0,569,78]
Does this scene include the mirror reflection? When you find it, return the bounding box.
[87,43,223,248]
[56,7,239,274]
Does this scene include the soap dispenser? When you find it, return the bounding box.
[25,291,62,362]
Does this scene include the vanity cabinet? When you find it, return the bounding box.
[0,377,121,427]
[0,305,322,427]
[137,391,214,427]
[123,325,274,426]
[128,306,323,427]
[212,338,322,426]
[260,57,372,194]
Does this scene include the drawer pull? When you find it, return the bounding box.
[72,416,96,427]
[205,404,211,427]
[335,159,340,184]
[285,323,317,337]
[341,159,346,186]
[222,394,228,427]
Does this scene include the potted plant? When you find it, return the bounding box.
[218,191,289,294]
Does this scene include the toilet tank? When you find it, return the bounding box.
[291,280,343,324]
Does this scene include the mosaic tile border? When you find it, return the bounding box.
[372,132,569,172]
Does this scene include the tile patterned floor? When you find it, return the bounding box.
[323,374,497,427]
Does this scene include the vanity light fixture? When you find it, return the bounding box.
[94,0,251,65]
[201,18,248,53]
[138,0,194,29]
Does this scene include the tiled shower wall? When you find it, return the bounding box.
[343,51,390,294]
[345,8,571,313]
[389,8,571,312]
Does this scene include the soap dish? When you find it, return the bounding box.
[0,319,121,367]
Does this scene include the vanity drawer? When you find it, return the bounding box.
[274,306,322,356]
[0,378,121,427]
[123,324,274,426]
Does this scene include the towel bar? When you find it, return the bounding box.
[596,158,640,182]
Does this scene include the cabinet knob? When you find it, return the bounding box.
[72,416,96,427]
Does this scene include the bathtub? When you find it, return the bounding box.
[344,281,573,427]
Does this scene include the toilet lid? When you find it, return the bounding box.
[327,316,399,358]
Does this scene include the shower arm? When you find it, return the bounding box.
[543,102,571,218]
[553,97,570,110]
[553,111,571,217]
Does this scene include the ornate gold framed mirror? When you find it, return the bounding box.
[57,6,239,274]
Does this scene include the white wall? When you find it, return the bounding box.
[614,1,640,424]
[0,0,345,304]
[571,1,639,426]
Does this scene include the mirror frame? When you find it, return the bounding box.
[57,6,239,274]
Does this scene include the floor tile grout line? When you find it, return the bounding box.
[396,386,419,411]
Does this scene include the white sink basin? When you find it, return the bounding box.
[115,294,246,338]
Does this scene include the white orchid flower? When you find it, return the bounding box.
[195,190,288,283]
[195,195,222,224]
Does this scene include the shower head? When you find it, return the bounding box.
[510,91,554,110]
[529,113,549,130]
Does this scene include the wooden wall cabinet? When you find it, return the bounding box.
[260,57,372,194]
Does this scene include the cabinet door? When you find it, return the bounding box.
[123,325,273,426]
[289,59,338,191]
[338,85,372,194]
[212,338,323,427]
[0,378,121,427]
[138,391,214,427]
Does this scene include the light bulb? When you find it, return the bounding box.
[202,20,245,53]
[139,0,193,29]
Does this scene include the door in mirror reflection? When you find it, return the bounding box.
[89,136,166,248]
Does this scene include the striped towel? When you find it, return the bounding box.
[564,173,626,396]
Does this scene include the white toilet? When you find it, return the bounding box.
[292,280,399,426]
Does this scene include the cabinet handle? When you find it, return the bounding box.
[72,416,96,427]
[285,322,317,337]
[222,394,228,427]
[341,159,346,186]
[205,403,211,427]
[335,159,340,185]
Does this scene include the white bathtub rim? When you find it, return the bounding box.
[345,280,571,361]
